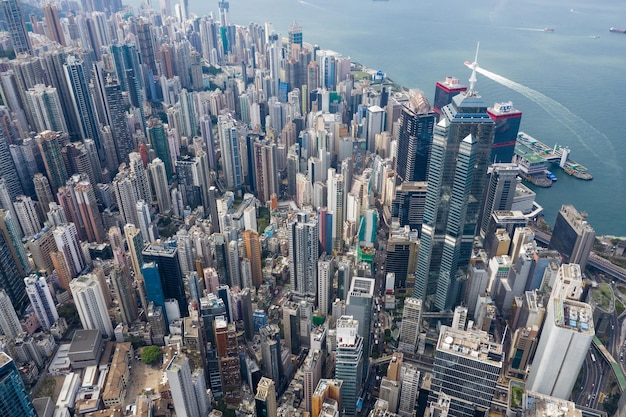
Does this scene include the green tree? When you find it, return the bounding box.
[57,303,79,324]
[141,346,163,365]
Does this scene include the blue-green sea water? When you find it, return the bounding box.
[135,0,626,235]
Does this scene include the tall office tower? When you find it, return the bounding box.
[0,210,29,275]
[0,225,27,312]
[253,141,279,204]
[327,170,345,253]
[199,115,217,170]
[386,229,418,291]
[147,118,172,179]
[288,22,303,54]
[42,3,65,46]
[136,200,156,243]
[452,305,468,330]
[479,163,520,236]
[346,277,375,362]
[226,240,241,288]
[148,158,171,214]
[312,379,342,417]
[102,77,135,165]
[302,350,324,414]
[365,105,385,153]
[36,130,69,193]
[288,211,319,297]
[24,84,67,133]
[53,223,84,277]
[0,352,36,416]
[143,243,188,317]
[526,264,594,399]
[110,43,145,120]
[396,104,436,183]
[124,223,144,275]
[506,325,539,380]
[392,181,427,231]
[0,179,18,235]
[23,274,58,331]
[217,115,243,190]
[414,72,496,311]
[335,316,363,417]
[397,362,420,417]
[136,19,157,74]
[64,56,102,159]
[259,324,282,384]
[242,230,262,287]
[487,101,522,163]
[549,204,595,271]
[430,326,503,417]
[0,288,21,338]
[74,181,105,242]
[70,274,114,338]
[0,0,31,55]
[398,297,422,353]
[112,169,141,227]
[317,254,334,316]
[282,301,300,354]
[13,195,39,236]
[433,76,467,115]
[175,155,202,209]
[111,266,138,324]
[166,354,208,417]
[142,262,166,317]
[256,377,277,417]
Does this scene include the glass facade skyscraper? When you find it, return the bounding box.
[0,352,36,417]
[414,89,495,311]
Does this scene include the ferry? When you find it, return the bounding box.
[545,170,557,181]
[543,28,555,32]
[610,27,626,33]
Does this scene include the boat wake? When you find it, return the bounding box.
[297,0,329,11]
[469,64,616,166]
[513,27,546,32]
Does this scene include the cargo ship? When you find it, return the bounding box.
[610,27,626,33]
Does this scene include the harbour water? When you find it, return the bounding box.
[137,0,626,234]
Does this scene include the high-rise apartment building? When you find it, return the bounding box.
[317,254,334,316]
[217,114,243,190]
[70,274,114,338]
[335,316,363,417]
[24,84,68,133]
[0,230,27,312]
[430,325,503,417]
[0,209,29,276]
[24,274,58,331]
[0,0,32,55]
[0,352,36,416]
[414,78,496,311]
[242,230,263,287]
[42,3,65,46]
[549,204,595,270]
[53,223,84,277]
[398,362,420,417]
[289,211,319,296]
[74,181,105,242]
[36,130,69,192]
[0,288,22,339]
[14,195,40,238]
[148,158,171,214]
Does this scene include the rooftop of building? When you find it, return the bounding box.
[437,325,503,366]
[524,390,581,416]
[554,299,594,334]
[69,329,101,354]
[313,379,342,397]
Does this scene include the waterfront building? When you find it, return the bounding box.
[549,204,595,270]
[487,101,523,163]
[0,352,36,416]
[430,325,503,417]
[479,163,520,236]
[433,76,466,115]
[70,274,114,339]
[414,73,496,311]
[24,274,58,331]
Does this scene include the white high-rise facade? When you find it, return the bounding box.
[24,275,58,331]
[148,158,171,214]
[399,297,422,353]
[0,289,22,339]
[288,211,318,296]
[53,223,85,277]
[526,264,593,399]
[335,316,363,417]
[70,274,114,338]
[166,354,208,417]
[398,362,420,417]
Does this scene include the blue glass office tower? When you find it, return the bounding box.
[414,84,495,311]
[0,352,36,416]
[142,244,188,317]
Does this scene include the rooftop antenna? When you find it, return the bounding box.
[468,42,480,95]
